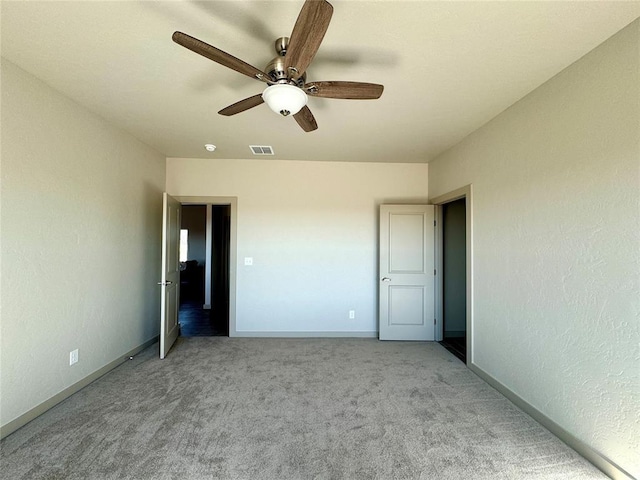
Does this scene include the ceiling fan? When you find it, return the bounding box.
[172,0,384,132]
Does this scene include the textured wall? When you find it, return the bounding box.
[428,21,639,476]
[166,158,429,334]
[0,60,166,427]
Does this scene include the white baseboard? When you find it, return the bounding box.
[231,331,378,338]
[468,362,634,480]
[0,336,159,440]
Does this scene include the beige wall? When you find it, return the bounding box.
[166,158,429,335]
[429,21,639,476]
[0,60,166,429]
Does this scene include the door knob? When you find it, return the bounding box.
[381,277,391,282]
[157,281,173,286]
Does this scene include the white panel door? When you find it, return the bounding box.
[160,193,181,358]
[379,205,435,341]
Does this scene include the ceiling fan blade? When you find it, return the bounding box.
[304,81,384,99]
[218,93,264,117]
[284,0,333,80]
[218,94,264,116]
[172,31,270,83]
[293,106,318,132]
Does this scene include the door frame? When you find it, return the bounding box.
[172,196,238,337]
[430,185,474,365]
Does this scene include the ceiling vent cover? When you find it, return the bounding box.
[250,145,274,156]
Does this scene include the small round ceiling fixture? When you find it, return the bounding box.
[204,144,216,152]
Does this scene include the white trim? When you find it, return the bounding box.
[430,185,474,365]
[172,196,238,337]
[232,331,378,338]
[0,336,159,439]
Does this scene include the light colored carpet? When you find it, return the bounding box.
[1,338,606,479]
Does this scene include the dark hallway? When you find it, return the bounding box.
[439,198,467,363]
[179,204,230,337]
[179,301,227,337]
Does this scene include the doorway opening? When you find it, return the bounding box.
[431,185,473,366]
[179,204,230,336]
[439,198,466,362]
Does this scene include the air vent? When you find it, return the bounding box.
[249,145,274,156]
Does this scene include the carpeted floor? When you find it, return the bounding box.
[1,338,606,479]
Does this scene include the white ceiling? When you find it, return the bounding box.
[2,1,639,163]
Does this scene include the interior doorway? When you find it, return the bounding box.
[210,205,231,336]
[178,204,231,336]
[431,185,473,366]
[440,198,466,362]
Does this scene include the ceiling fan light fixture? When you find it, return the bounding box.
[262,84,307,117]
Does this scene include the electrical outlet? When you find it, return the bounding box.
[349,310,356,319]
[244,257,253,266]
[69,349,78,366]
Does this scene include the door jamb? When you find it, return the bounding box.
[172,196,238,337]
[430,185,473,365]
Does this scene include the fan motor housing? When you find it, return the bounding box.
[265,37,306,87]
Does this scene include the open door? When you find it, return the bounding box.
[379,205,435,341]
[160,193,181,358]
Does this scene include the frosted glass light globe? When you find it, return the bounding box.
[262,84,308,117]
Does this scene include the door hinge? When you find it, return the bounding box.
[434,318,436,325]
[434,220,436,226]
[434,269,436,276]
